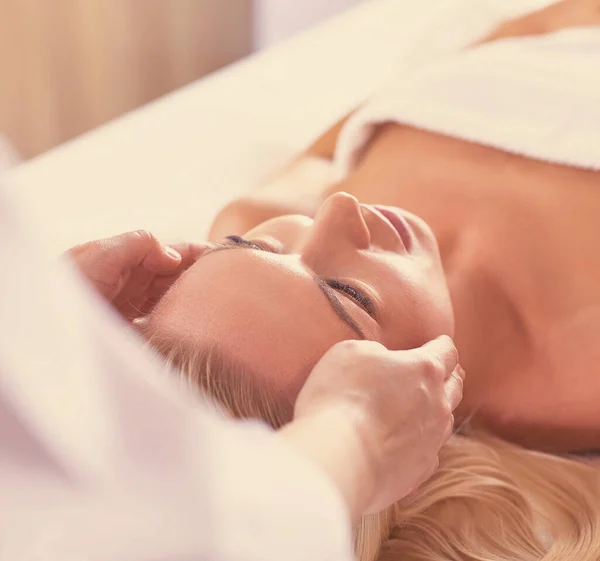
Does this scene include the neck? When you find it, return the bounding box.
[436,219,534,424]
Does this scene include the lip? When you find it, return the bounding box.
[372,205,414,252]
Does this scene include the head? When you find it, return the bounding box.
[141,330,600,561]
[144,192,453,403]
[139,193,600,561]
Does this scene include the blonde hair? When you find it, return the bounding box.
[143,329,600,561]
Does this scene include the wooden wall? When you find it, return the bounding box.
[0,0,253,159]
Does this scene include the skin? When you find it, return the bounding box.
[68,230,206,320]
[340,126,600,451]
[207,0,600,451]
[66,228,464,522]
[148,193,454,398]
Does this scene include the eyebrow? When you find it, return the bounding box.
[202,244,367,339]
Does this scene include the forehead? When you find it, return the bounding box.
[149,249,357,394]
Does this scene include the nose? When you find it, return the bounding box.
[301,192,370,262]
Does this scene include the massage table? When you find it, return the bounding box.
[4,0,549,254]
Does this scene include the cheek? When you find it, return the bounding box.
[421,284,455,338]
[383,264,454,348]
[411,267,455,341]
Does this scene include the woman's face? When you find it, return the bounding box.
[149,193,454,397]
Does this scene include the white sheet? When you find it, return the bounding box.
[4,0,552,254]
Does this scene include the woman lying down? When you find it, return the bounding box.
[79,1,600,560]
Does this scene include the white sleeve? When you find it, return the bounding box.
[0,185,353,561]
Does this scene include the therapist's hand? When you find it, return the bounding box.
[287,336,463,519]
[67,230,206,321]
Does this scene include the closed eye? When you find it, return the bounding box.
[224,236,376,319]
[203,237,372,338]
[225,235,275,252]
[326,279,377,319]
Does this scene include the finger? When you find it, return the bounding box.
[140,243,211,314]
[418,335,458,380]
[443,415,455,443]
[157,242,210,275]
[444,369,464,412]
[118,245,204,318]
[106,230,181,273]
[114,267,156,320]
[142,244,182,273]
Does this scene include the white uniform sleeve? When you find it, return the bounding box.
[0,185,353,561]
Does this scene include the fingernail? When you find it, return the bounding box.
[165,247,182,260]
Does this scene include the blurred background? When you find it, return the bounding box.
[0,0,364,162]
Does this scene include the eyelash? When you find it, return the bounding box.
[225,235,375,317]
[326,279,376,317]
[225,235,269,252]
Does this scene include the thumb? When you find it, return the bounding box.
[415,335,458,380]
[111,230,182,272]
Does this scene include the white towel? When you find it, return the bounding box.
[334,26,600,177]
[0,135,19,172]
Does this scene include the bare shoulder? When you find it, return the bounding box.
[479,0,600,44]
